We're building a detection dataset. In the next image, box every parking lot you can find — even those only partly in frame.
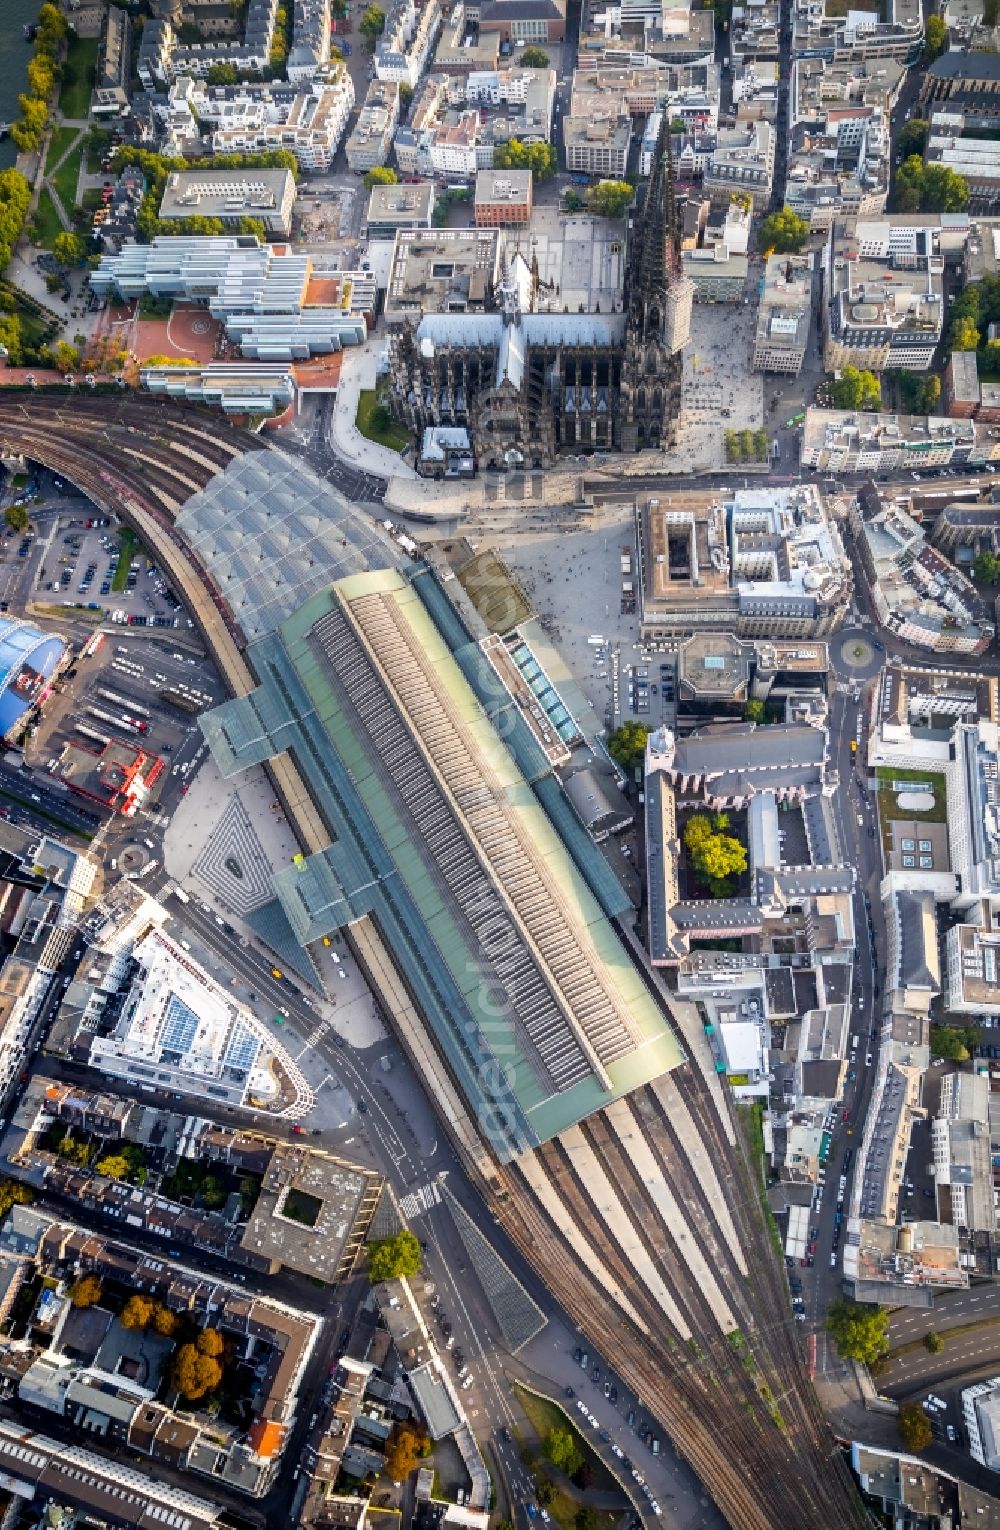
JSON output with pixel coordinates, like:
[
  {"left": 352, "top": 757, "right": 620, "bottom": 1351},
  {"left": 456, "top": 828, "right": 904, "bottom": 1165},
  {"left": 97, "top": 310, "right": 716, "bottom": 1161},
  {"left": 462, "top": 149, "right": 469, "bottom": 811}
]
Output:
[{"left": 35, "top": 512, "right": 194, "bottom": 632}]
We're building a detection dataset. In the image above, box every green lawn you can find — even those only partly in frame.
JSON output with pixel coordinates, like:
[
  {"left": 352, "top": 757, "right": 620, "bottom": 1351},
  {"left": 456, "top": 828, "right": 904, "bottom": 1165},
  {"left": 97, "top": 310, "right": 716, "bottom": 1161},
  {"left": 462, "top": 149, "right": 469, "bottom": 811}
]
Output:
[
  {"left": 356, "top": 388, "right": 409, "bottom": 452},
  {"left": 513, "top": 1383, "right": 619, "bottom": 1495},
  {"left": 111, "top": 528, "right": 138, "bottom": 593},
  {"left": 58, "top": 35, "right": 100, "bottom": 119},
  {"left": 44, "top": 126, "right": 78, "bottom": 177},
  {"left": 876, "top": 766, "right": 947, "bottom": 824},
  {"left": 52, "top": 142, "right": 84, "bottom": 217},
  {"left": 32, "top": 190, "right": 64, "bottom": 251}
]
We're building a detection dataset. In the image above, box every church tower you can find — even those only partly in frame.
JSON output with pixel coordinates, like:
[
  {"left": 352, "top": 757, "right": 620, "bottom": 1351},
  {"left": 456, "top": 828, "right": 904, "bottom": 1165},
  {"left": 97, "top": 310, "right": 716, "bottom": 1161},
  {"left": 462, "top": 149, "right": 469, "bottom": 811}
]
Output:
[{"left": 620, "top": 117, "right": 692, "bottom": 453}]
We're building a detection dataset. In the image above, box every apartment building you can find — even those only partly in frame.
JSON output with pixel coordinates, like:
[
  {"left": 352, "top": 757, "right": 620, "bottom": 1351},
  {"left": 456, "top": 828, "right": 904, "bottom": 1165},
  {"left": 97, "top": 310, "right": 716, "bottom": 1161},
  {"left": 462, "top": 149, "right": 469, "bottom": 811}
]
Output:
[
  {"left": 785, "top": 107, "right": 890, "bottom": 230},
  {"left": 753, "top": 253, "right": 813, "bottom": 374},
  {"left": 376, "top": 0, "right": 443, "bottom": 87},
  {"left": 729, "top": 0, "right": 781, "bottom": 64},
  {"left": 200, "top": 78, "right": 355, "bottom": 170},
  {"left": 287, "top": 0, "right": 333, "bottom": 82},
  {"left": 846, "top": 479, "right": 995, "bottom": 653},
  {"left": 577, "top": 0, "right": 716, "bottom": 69},
  {"left": 138, "top": 0, "right": 280, "bottom": 86},
  {"left": 806, "top": 407, "right": 980, "bottom": 475},
  {"left": 92, "top": 4, "right": 131, "bottom": 116},
  {"left": 394, "top": 68, "right": 553, "bottom": 175},
  {"left": 346, "top": 80, "right": 401, "bottom": 171}
]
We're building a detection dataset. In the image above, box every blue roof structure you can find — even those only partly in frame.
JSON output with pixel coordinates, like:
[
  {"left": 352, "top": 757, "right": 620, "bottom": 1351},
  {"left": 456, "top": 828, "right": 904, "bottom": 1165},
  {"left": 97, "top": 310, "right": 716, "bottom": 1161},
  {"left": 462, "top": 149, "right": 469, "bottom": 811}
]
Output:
[{"left": 0, "top": 617, "right": 65, "bottom": 738}]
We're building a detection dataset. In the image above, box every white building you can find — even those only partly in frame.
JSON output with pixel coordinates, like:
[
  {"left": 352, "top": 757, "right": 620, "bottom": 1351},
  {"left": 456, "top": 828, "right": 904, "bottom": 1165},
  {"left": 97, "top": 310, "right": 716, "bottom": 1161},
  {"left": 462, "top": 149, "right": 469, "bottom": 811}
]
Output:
[
  {"left": 963, "top": 1378, "right": 1000, "bottom": 1470},
  {"left": 87, "top": 928, "right": 303, "bottom": 1112}
]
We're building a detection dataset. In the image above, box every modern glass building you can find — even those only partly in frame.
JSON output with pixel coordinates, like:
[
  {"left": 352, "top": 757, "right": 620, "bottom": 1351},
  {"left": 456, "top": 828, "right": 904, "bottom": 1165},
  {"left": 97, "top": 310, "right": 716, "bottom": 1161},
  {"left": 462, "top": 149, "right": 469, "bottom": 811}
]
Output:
[{"left": 0, "top": 616, "right": 66, "bottom": 739}]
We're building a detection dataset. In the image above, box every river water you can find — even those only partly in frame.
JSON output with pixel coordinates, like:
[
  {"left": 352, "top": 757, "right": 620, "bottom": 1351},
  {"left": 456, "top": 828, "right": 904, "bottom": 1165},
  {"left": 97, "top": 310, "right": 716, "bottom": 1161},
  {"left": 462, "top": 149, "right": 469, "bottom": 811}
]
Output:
[{"left": 0, "top": 1, "right": 42, "bottom": 171}]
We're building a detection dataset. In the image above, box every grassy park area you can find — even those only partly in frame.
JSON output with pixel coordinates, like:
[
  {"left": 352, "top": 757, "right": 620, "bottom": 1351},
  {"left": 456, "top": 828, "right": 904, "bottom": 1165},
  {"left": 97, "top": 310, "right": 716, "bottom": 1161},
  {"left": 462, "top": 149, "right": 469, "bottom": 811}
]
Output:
[
  {"left": 356, "top": 389, "right": 409, "bottom": 452},
  {"left": 58, "top": 35, "right": 99, "bottom": 118}
]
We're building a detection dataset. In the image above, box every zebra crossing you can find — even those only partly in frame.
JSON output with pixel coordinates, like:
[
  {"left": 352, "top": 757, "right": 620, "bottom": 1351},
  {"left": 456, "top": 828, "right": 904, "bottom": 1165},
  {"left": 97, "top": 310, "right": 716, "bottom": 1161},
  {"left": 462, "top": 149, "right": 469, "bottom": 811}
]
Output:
[{"left": 398, "top": 1181, "right": 442, "bottom": 1219}]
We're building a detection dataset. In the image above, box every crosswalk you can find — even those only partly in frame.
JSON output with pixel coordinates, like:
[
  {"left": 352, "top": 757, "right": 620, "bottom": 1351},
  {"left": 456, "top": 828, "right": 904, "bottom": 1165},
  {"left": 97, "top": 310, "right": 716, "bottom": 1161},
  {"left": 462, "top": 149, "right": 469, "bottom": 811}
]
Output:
[{"left": 398, "top": 1181, "right": 442, "bottom": 1219}]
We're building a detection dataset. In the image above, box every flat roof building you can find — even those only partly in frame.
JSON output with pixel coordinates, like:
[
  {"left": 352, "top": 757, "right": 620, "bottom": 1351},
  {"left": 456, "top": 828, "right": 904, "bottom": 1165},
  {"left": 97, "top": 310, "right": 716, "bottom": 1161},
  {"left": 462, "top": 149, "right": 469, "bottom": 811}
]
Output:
[
  {"left": 474, "top": 168, "right": 533, "bottom": 225},
  {"left": 158, "top": 169, "right": 296, "bottom": 238},
  {"left": 86, "top": 928, "right": 309, "bottom": 1115},
  {"left": 346, "top": 80, "right": 401, "bottom": 172},
  {"left": 638, "top": 486, "right": 852, "bottom": 639},
  {"left": 753, "top": 253, "right": 812, "bottom": 374},
  {"left": 384, "top": 227, "right": 504, "bottom": 325},
  {"left": 366, "top": 182, "right": 435, "bottom": 239}
]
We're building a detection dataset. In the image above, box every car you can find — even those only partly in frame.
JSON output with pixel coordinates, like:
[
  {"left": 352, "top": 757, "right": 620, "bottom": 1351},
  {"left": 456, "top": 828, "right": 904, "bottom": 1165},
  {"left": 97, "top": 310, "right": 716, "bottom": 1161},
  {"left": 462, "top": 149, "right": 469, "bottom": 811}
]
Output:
[
  {"left": 866, "top": 1053, "right": 873, "bottom": 1065},
  {"left": 357, "top": 1099, "right": 368, "bottom": 1113},
  {"left": 291, "top": 1124, "right": 304, "bottom": 1135},
  {"left": 830, "top": 1252, "right": 837, "bottom": 1268},
  {"left": 947, "top": 1425, "right": 957, "bottom": 1442},
  {"left": 603, "top": 1381, "right": 611, "bottom": 1399},
  {"left": 564, "top": 1387, "right": 575, "bottom": 1399}
]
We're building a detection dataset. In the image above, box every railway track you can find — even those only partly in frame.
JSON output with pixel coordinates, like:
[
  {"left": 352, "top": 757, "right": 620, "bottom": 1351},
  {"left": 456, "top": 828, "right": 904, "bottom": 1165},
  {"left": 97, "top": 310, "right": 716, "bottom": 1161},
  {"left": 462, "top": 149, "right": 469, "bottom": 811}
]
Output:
[{"left": 0, "top": 394, "right": 869, "bottom": 1530}]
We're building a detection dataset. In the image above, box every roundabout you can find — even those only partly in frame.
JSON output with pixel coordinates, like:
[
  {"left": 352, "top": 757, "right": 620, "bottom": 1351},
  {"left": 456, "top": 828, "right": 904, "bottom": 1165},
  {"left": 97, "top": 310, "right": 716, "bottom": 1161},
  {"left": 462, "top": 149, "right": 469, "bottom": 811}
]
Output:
[{"left": 831, "top": 625, "right": 884, "bottom": 682}]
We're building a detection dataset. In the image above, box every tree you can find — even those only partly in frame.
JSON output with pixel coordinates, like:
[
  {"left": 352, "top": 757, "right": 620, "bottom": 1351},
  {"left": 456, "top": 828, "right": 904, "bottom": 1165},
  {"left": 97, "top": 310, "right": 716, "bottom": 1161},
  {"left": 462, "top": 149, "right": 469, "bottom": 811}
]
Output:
[
  {"left": 745, "top": 699, "right": 765, "bottom": 723},
  {"left": 520, "top": 46, "right": 550, "bottom": 66},
  {"left": 897, "top": 119, "right": 928, "bottom": 159},
  {"left": 207, "top": 62, "right": 239, "bottom": 85},
  {"left": 121, "top": 1294, "right": 155, "bottom": 1330},
  {"left": 974, "top": 551, "right": 1000, "bottom": 583},
  {"left": 153, "top": 1303, "right": 178, "bottom": 1337},
  {"left": 359, "top": 4, "right": 386, "bottom": 47},
  {"left": 4, "top": 505, "right": 28, "bottom": 532},
  {"left": 825, "top": 1299, "right": 890, "bottom": 1369},
  {"left": 385, "top": 1425, "right": 426, "bottom": 1480},
  {"left": 608, "top": 721, "right": 649, "bottom": 772},
  {"left": 896, "top": 155, "right": 968, "bottom": 214},
  {"left": 898, "top": 1401, "right": 933, "bottom": 1452},
  {"left": 921, "top": 374, "right": 941, "bottom": 412},
  {"left": 493, "top": 140, "right": 557, "bottom": 180},
  {"left": 683, "top": 813, "right": 748, "bottom": 895},
  {"left": 70, "top": 1274, "right": 103, "bottom": 1308},
  {"left": 829, "top": 366, "right": 881, "bottom": 411},
  {"left": 576, "top": 1511, "right": 598, "bottom": 1530},
  {"left": 952, "top": 315, "right": 981, "bottom": 351},
  {"left": 53, "top": 232, "right": 86, "bottom": 268},
  {"left": 368, "top": 1229, "right": 423, "bottom": 1282},
  {"left": 544, "top": 1427, "right": 583, "bottom": 1477},
  {"left": 924, "top": 13, "right": 947, "bottom": 58},
  {"left": 535, "top": 1480, "right": 555, "bottom": 1508},
  {"left": 0, "top": 1179, "right": 32, "bottom": 1221},
  {"left": 399, "top": 82, "right": 414, "bottom": 111},
  {"left": 196, "top": 1328, "right": 225, "bottom": 1358},
  {"left": 52, "top": 341, "right": 80, "bottom": 373},
  {"left": 235, "top": 216, "right": 267, "bottom": 241},
  {"left": 753, "top": 428, "right": 769, "bottom": 461},
  {"left": 364, "top": 166, "right": 398, "bottom": 190},
  {"left": 586, "top": 180, "right": 633, "bottom": 219},
  {"left": 26, "top": 54, "right": 56, "bottom": 101},
  {"left": 95, "top": 1154, "right": 130, "bottom": 1180},
  {"left": 172, "top": 1343, "right": 222, "bottom": 1401},
  {"left": 758, "top": 206, "right": 809, "bottom": 255},
  {"left": 930, "top": 1023, "right": 980, "bottom": 1061},
  {"left": 924, "top": 1331, "right": 944, "bottom": 1354}
]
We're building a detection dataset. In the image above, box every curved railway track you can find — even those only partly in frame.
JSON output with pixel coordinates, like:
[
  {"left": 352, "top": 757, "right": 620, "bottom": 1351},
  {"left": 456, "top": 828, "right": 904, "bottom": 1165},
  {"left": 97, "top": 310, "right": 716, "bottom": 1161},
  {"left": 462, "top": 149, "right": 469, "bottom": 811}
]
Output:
[{"left": 0, "top": 395, "right": 868, "bottom": 1530}]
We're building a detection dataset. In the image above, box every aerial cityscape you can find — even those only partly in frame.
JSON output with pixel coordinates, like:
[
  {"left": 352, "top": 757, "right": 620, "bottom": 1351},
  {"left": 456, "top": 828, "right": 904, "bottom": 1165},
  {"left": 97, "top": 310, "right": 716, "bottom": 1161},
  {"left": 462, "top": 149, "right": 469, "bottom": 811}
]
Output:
[{"left": 0, "top": 1, "right": 997, "bottom": 1529}]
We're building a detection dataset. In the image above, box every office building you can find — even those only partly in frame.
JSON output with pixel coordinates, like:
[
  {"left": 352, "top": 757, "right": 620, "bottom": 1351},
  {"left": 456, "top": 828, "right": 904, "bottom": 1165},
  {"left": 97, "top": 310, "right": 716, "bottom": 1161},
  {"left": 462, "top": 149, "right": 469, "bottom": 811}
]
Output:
[
  {"left": 753, "top": 254, "right": 812, "bottom": 373},
  {"left": 474, "top": 167, "right": 533, "bottom": 225},
  {"left": 158, "top": 169, "right": 297, "bottom": 238}
]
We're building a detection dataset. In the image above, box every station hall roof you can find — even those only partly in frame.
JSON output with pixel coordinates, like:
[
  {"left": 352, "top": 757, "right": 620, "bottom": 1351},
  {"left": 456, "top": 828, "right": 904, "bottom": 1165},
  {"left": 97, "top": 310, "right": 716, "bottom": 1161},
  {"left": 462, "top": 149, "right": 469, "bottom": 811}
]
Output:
[{"left": 202, "top": 567, "right": 681, "bottom": 1161}]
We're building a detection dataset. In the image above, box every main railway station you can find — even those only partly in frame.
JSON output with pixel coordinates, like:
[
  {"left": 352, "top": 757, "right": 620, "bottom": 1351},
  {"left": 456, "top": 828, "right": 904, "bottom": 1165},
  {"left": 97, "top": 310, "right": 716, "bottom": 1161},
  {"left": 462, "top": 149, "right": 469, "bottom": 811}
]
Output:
[{"left": 0, "top": 394, "right": 869, "bottom": 1530}]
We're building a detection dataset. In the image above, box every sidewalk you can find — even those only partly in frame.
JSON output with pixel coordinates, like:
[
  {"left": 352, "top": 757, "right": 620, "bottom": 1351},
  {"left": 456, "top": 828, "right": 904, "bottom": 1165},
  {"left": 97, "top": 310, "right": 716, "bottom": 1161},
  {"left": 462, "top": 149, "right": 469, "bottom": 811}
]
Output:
[{"left": 329, "top": 343, "right": 419, "bottom": 481}]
